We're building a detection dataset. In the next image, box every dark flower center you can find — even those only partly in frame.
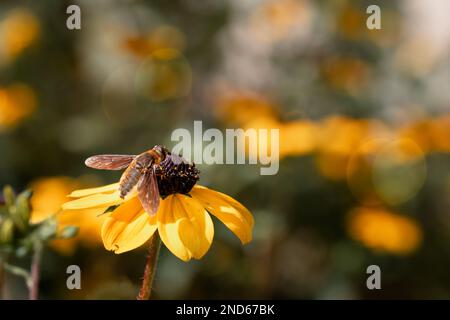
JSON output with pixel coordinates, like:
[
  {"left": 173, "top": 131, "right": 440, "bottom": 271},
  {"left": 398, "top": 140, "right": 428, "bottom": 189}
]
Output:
[{"left": 154, "top": 150, "right": 200, "bottom": 197}]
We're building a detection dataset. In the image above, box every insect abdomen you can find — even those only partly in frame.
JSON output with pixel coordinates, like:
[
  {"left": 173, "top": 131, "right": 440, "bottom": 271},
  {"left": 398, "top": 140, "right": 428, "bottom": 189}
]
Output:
[{"left": 119, "top": 164, "right": 142, "bottom": 198}]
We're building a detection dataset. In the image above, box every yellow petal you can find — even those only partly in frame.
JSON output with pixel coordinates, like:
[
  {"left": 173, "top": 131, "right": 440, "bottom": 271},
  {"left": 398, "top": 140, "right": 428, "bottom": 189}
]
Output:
[
  {"left": 157, "top": 194, "right": 214, "bottom": 261},
  {"left": 175, "top": 194, "right": 214, "bottom": 259},
  {"left": 190, "top": 185, "right": 254, "bottom": 244},
  {"left": 102, "top": 196, "right": 157, "bottom": 254},
  {"left": 62, "top": 191, "right": 122, "bottom": 210},
  {"left": 68, "top": 183, "right": 120, "bottom": 198},
  {"left": 156, "top": 197, "right": 190, "bottom": 261}
]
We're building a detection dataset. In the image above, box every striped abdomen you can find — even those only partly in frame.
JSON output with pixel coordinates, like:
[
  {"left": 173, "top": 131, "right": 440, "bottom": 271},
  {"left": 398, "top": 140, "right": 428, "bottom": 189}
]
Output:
[
  {"left": 118, "top": 151, "right": 157, "bottom": 198},
  {"left": 119, "top": 160, "right": 143, "bottom": 198}
]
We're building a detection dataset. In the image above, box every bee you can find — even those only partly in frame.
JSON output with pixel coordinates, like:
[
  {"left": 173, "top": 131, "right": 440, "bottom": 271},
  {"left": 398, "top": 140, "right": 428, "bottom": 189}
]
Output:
[{"left": 84, "top": 145, "right": 167, "bottom": 215}]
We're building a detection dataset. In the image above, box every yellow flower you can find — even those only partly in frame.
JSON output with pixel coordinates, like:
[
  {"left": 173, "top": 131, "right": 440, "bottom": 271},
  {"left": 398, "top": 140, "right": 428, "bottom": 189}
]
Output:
[
  {"left": 63, "top": 183, "right": 253, "bottom": 261},
  {"left": 29, "top": 176, "right": 105, "bottom": 254},
  {"left": 347, "top": 207, "right": 422, "bottom": 255},
  {"left": 0, "top": 8, "right": 40, "bottom": 63},
  {"left": 122, "top": 25, "right": 185, "bottom": 59},
  {"left": 0, "top": 83, "right": 36, "bottom": 130},
  {"left": 215, "top": 90, "right": 278, "bottom": 127}
]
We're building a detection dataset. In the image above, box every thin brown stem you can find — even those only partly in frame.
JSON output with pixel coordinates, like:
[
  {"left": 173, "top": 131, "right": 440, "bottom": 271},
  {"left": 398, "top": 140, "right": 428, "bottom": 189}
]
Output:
[
  {"left": 137, "top": 233, "right": 161, "bottom": 300},
  {"left": 29, "top": 242, "right": 42, "bottom": 300}
]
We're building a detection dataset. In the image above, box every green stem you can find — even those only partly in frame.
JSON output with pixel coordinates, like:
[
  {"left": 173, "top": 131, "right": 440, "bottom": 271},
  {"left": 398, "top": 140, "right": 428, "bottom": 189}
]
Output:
[
  {"left": 137, "top": 233, "right": 161, "bottom": 300},
  {"left": 3, "top": 263, "right": 31, "bottom": 285}
]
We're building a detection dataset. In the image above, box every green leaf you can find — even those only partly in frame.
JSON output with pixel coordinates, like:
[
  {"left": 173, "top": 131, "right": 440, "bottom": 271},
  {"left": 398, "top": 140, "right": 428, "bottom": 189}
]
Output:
[
  {"left": 59, "top": 226, "right": 79, "bottom": 239},
  {"left": 15, "top": 191, "right": 32, "bottom": 224},
  {"left": 0, "top": 219, "right": 14, "bottom": 244},
  {"left": 15, "top": 236, "right": 33, "bottom": 257},
  {"left": 36, "top": 219, "right": 58, "bottom": 240},
  {"left": 9, "top": 205, "right": 27, "bottom": 233},
  {"left": 15, "top": 245, "right": 30, "bottom": 257},
  {"left": 17, "top": 190, "right": 32, "bottom": 200}
]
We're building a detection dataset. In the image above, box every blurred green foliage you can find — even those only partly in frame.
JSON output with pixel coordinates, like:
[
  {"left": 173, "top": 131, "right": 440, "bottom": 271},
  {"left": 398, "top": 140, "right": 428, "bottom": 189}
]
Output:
[{"left": 1, "top": 0, "right": 450, "bottom": 299}]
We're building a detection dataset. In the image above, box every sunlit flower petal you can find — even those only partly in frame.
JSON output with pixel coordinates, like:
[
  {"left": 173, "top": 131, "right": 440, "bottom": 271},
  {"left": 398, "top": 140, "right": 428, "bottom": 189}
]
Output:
[
  {"left": 68, "top": 183, "right": 119, "bottom": 198},
  {"left": 156, "top": 196, "right": 190, "bottom": 261},
  {"left": 190, "top": 185, "right": 253, "bottom": 244},
  {"left": 175, "top": 194, "right": 214, "bottom": 259},
  {"left": 158, "top": 194, "right": 214, "bottom": 261},
  {"left": 102, "top": 196, "right": 157, "bottom": 254},
  {"left": 62, "top": 191, "right": 122, "bottom": 210}
]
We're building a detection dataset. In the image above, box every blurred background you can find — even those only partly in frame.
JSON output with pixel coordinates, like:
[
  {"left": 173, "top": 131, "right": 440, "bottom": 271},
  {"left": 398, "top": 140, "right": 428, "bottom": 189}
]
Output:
[{"left": 1, "top": 0, "right": 450, "bottom": 299}]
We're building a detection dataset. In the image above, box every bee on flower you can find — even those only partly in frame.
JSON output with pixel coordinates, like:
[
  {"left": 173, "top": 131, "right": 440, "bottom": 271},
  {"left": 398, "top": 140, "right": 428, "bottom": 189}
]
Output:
[{"left": 63, "top": 145, "right": 254, "bottom": 262}]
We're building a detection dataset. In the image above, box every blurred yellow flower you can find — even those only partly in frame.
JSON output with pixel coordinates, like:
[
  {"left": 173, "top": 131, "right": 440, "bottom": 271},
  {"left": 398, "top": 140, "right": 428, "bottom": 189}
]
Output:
[
  {"left": 214, "top": 90, "right": 448, "bottom": 186},
  {"left": 0, "top": 8, "right": 40, "bottom": 63},
  {"left": 317, "top": 116, "right": 372, "bottom": 155},
  {"left": 280, "top": 120, "right": 318, "bottom": 157},
  {"left": 216, "top": 92, "right": 278, "bottom": 127},
  {"left": 122, "top": 25, "right": 185, "bottom": 59},
  {"left": 347, "top": 207, "right": 422, "bottom": 255},
  {"left": 398, "top": 119, "right": 434, "bottom": 154},
  {"left": 337, "top": 5, "right": 365, "bottom": 40},
  {"left": 30, "top": 177, "right": 78, "bottom": 224},
  {"left": 314, "top": 116, "right": 372, "bottom": 180},
  {"left": 427, "top": 116, "right": 450, "bottom": 153},
  {"left": 223, "top": 112, "right": 318, "bottom": 163},
  {"left": 0, "top": 83, "right": 36, "bottom": 130},
  {"left": 336, "top": 2, "right": 399, "bottom": 47},
  {"left": 398, "top": 115, "right": 450, "bottom": 154},
  {"left": 30, "top": 177, "right": 105, "bottom": 254},
  {"left": 315, "top": 152, "right": 350, "bottom": 181},
  {"left": 215, "top": 91, "right": 316, "bottom": 161},
  {"left": 63, "top": 183, "right": 253, "bottom": 261}
]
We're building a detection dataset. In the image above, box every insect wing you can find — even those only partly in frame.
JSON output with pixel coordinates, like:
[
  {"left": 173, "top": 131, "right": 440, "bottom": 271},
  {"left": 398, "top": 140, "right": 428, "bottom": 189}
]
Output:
[
  {"left": 137, "top": 167, "right": 160, "bottom": 215},
  {"left": 85, "top": 155, "right": 136, "bottom": 170}
]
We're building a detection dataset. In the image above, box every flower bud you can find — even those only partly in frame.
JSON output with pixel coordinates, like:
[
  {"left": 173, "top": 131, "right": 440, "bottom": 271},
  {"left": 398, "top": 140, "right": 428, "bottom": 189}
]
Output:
[
  {"left": 0, "top": 218, "right": 14, "bottom": 243},
  {"left": 15, "top": 191, "right": 32, "bottom": 225},
  {"left": 3, "top": 185, "right": 15, "bottom": 208}
]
